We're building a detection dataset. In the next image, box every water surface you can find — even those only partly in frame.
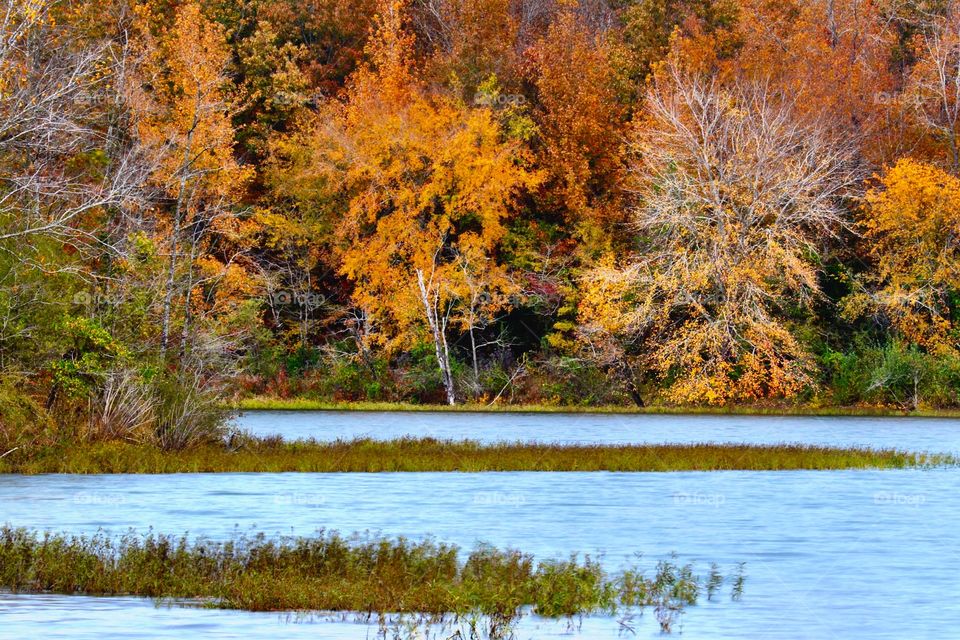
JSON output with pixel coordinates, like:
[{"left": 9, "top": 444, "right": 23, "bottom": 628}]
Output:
[
  {"left": 2, "top": 468, "right": 958, "bottom": 639},
  {"left": 3, "top": 411, "right": 959, "bottom": 638},
  {"left": 238, "top": 410, "right": 960, "bottom": 452}
]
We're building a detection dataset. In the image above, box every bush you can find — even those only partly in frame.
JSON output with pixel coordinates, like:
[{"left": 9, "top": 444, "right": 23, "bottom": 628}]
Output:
[
  {"left": 153, "top": 371, "right": 232, "bottom": 451},
  {"left": 865, "top": 343, "right": 930, "bottom": 409},
  {"left": 925, "top": 356, "right": 960, "bottom": 407},
  {"left": 86, "top": 369, "right": 156, "bottom": 442},
  {"left": 0, "top": 377, "right": 56, "bottom": 455},
  {"left": 523, "top": 355, "right": 631, "bottom": 406},
  {"left": 819, "top": 347, "right": 874, "bottom": 406},
  {"left": 323, "top": 355, "right": 392, "bottom": 401},
  {"left": 820, "top": 341, "right": 960, "bottom": 409},
  {"left": 399, "top": 342, "right": 462, "bottom": 403}
]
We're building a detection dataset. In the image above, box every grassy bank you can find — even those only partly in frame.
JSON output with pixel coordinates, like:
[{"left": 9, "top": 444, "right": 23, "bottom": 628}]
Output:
[
  {"left": 0, "top": 437, "right": 949, "bottom": 474},
  {"left": 236, "top": 397, "right": 960, "bottom": 418},
  {"left": 0, "top": 526, "right": 740, "bottom": 633}
]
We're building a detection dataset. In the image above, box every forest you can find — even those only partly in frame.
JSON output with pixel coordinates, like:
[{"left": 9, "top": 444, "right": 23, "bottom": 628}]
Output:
[{"left": 4, "top": 0, "right": 960, "bottom": 447}]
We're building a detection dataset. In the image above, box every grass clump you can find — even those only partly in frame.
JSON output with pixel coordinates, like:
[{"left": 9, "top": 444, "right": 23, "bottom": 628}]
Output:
[
  {"left": 0, "top": 436, "right": 949, "bottom": 474},
  {"left": 0, "top": 527, "right": 743, "bottom": 634}
]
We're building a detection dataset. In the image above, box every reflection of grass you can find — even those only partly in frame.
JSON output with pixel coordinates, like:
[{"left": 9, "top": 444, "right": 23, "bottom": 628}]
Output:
[
  {"left": 0, "top": 527, "right": 740, "bottom": 634},
  {"left": 1, "top": 436, "right": 950, "bottom": 473},
  {"left": 236, "top": 397, "right": 960, "bottom": 418}
]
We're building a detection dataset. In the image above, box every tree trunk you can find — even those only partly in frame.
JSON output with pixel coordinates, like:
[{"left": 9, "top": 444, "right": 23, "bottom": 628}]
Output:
[
  {"left": 179, "top": 215, "right": 201, "bottom": 356},
  {"left": 616, "top": 362, "right": 645, "bottom": 407},
  {"left": 160, "top": 206, "right": 181, "bottom": 355},
  {"left": 417, "top": 269, "right": 456, "bottom": 405},
  {"left": 161, "top": 121, "right": 197, "bottom": 356},
  {"left": 468, "top": 312, "right": 479, "bottom": 398}
]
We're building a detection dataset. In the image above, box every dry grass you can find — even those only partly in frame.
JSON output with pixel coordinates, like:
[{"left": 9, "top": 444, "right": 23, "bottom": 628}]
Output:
[{"left": 0, "top": 436, "right": 948, "bottom": 474}]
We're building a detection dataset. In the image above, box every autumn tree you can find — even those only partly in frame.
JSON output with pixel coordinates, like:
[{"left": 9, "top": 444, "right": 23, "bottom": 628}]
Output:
[
  {"left": 618, "top": 0, "right": 741, "bottom": 79},
  {"left": 0, "top": 0, "right": 146, "bottom": 246},
  {"left": 579, "top": 64, "right": 860, "bottom": 405},
  {"left": 130, "top": 1, "right": 253, "bottom": 356},
  {"left": 847, "top": 158, "right": 960, "bottom": 353},
  {"left": 273, "top": 0, "right": 539, "bottom": 403},
  {"left": 727, "top": 0, "right": 897, "bottom": 159},
  {"left": 246, "top": 0, "right": 377, "bottom": 95},
  {"left": 908, "top": 7, "right": 960, "bottom": 173},
  {"left": 0, "top": 0, "right": 150, "bottom": 394},
  {"left": 414, "top": 0, "right": 519, "bottom": 92},
  {"left": 526, "top": 6, "right": 627, "bottom": 235},
  {"left": 232, "top": 18, "right": 310, "bottom": 160}
]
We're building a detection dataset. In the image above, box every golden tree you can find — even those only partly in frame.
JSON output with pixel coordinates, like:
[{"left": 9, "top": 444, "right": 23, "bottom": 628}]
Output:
[
  {"left": 131, "top": 1, "right": 252, "bottom": 355},
  {"left": 526, "top": 6, "right": 627, "bottom": 233},
  {"left": 273, "top": 0, "right": 540, "bottom": 403},
  {"left": 848, "top": 158, "right": 960, "bottom": 353},
  {"left": 579, "top": 63, "right": 859, "bottom": 405}
]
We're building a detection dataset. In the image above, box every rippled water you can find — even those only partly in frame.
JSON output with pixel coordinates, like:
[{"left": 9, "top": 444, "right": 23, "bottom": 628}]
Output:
[
  {"left": 239, "top": 410, "right": 960, "bottom": 452},
  {"left": 2, "top": 412, "right": 960, "bottom": 638}
]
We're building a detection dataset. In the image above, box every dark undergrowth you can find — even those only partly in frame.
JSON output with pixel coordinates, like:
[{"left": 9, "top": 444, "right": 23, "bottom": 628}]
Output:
[
  {"left": 0, "top": 436, "right": 949, "bottom": 474},
  {"left": 0, "top": 527, "right": 745, "bottom": 634}
]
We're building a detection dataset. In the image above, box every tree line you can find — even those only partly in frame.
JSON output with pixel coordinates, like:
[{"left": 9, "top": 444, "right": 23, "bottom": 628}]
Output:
[{"left": 3, "top": 0, "right": 960, "bottom": 425}]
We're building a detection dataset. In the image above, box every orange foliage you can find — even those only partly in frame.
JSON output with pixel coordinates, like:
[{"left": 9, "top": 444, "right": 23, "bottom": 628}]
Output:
[
  {"left": 525, "top": 7, "right": 627, "bottom": 232},
  {"left": 851, "top": 158, "right": 960, "bottom": 353}
]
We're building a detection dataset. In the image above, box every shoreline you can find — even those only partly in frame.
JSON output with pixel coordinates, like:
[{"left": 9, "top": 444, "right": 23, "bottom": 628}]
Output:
[{"left": 235, "top": 397, "right": 960, "bottom": 419}]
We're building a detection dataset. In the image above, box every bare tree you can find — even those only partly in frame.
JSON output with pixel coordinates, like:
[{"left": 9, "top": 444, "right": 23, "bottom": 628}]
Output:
[
  {"left": 0, "top": 0, "right": 147, "bottom": 247},
  {"left": 580, "top": 63, "right": 862, "bottom": 404},
  {"left": 909, "top": 6, "right": 960, "bottom": 173}
]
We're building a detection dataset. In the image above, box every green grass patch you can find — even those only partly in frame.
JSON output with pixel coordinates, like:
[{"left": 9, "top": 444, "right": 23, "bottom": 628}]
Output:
[
  {"left": 235, "top": 397, "right": 960, "bottom": 418},
  {"left": 0, "top": 526, "right": 743, "bottom": 633},
  {"left": 0, "top": 437, "right": 949, "bottom": 474}
]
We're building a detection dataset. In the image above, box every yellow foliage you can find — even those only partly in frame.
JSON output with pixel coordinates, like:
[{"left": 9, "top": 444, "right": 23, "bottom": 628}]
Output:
[
  {"left": 856, "top": 158, "right": 960, "bottom": 353},
  {"left": 277, "top": 0, "right": 541, "bottom": 352}
]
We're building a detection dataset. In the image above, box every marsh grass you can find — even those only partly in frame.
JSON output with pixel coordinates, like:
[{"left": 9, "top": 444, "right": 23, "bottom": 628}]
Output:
[
  {"left": 0, "top": 527, "right": 739, "bottom": 635},
  {"left": 236, "top": 397, "right": 960, "bottom": 418},
  {"left": 0, "top": 436, "right": 948, "bottom": 474}
]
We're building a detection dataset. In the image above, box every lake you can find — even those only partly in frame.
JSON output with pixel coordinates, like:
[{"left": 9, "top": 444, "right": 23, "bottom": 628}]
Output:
[
  {"left": 239, "top": 409, "right": 960, "bottom": 451},
  {"left": 2, "top": 411, "right": 959, "bottom": 639}
]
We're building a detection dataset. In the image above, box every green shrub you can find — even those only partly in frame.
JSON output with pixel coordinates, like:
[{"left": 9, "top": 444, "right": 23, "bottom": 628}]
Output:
[
  {"left": 399, "top": 342, "right": 463, "bottom": 404},
  {"left": 865, "top": 343, "right": 930, "bottom": 409},
  {"left": 526, "top": 355, "right": 630, "bottom": 406},
  {"left": 0, "top": 377, "right": 56, "bottom": 455},
  {"left": 820, "top": 341, "right": 960, "bottom": 409}
]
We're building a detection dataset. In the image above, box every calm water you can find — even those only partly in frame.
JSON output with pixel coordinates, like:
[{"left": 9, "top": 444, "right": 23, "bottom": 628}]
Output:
[
  {"left": 239, "top": 410, "right": 960, "bottom": 452},
  {"left": 2, "top": 412, "right": 959, "bottom": 638}
]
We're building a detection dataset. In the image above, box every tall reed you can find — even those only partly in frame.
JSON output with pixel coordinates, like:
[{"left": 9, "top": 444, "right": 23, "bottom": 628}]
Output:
[{"left": 0, "top": 527, "right": 744, "bottom": 635}]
